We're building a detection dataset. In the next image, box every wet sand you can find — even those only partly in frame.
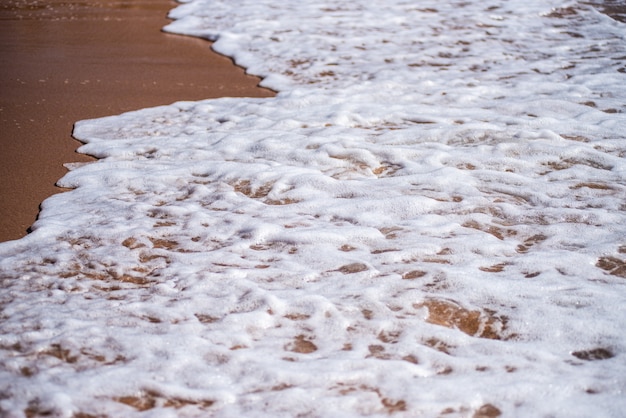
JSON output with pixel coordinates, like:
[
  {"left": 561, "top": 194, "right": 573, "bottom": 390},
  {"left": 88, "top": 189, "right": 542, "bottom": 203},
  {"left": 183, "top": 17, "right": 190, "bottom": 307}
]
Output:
[{"left": 0, "top": 0, "right": 274, "bottom": 242}]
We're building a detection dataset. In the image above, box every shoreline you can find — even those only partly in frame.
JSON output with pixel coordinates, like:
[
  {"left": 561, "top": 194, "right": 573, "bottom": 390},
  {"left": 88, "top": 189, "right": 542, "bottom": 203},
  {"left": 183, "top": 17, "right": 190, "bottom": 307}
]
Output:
[
  {"left": 0, "top": 0, "right": 274, "bottom": 243},
  {"left": 0, "top": 0, "right": 624, "bottom": 415}
]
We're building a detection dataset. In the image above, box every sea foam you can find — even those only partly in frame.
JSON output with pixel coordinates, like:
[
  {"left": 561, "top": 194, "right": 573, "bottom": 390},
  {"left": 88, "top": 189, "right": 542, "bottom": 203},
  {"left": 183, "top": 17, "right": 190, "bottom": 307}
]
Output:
[{"left": 1, "top": 0, "right": 625, "bottom": 416}]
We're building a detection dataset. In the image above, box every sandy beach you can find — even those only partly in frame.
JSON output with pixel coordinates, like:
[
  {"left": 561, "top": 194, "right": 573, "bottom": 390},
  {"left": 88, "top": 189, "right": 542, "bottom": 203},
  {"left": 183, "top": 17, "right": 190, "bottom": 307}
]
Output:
[
  {"left": 0, "top": 0, "right": 624, "bottom": 415},
  {"left": 0, "top": 0, "right": 274, "bottom": 242}
]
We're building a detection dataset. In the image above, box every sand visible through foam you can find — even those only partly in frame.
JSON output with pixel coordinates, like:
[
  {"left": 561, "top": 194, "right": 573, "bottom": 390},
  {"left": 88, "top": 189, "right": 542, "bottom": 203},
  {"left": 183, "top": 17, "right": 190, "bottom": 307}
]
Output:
[{"left": 0, "top": 0, "right": 624, "bottom": 416}]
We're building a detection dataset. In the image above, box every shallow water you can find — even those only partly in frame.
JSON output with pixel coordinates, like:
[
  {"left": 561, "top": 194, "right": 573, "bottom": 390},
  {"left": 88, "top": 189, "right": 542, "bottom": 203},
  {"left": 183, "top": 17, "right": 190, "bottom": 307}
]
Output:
[
  {"left": 588, "top": 0, "right": 626, "bottom": 22},
  {"left": 0, "top": 0, "right": 625, "bottom": 416}
]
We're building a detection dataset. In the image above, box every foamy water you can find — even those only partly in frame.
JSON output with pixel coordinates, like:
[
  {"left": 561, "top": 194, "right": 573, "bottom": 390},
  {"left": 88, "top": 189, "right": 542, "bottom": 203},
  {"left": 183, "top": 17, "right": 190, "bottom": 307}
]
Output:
[{"left": 1, "top": 0, "right": 625, "bottom": 416}]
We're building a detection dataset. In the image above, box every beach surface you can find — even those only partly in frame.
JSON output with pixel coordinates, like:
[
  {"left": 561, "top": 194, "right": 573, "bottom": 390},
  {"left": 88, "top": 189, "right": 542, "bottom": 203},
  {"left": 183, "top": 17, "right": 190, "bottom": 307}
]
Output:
[
  {"left": 0, "top": 0, "right": 273, "bottom": 242},
  {"left": 0, "top": 0, "right": 624, "bottom": 416}
]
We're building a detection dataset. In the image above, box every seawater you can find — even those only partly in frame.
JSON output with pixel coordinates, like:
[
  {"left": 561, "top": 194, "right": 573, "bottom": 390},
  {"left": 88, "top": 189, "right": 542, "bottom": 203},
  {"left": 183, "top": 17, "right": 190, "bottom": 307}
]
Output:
[
  {"left": 0, "top": 0, "right": 625, "bottom": 416},
  {"left": 589, "top": 0, "right": 626, "bottom": 22}
]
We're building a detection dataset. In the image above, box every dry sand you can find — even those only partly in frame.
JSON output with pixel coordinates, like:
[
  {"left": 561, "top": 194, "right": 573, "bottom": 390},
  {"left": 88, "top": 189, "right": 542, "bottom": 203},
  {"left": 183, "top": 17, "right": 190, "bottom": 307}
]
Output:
[{"left": 0, "top": 0, "right": 274, "bottom": 242}]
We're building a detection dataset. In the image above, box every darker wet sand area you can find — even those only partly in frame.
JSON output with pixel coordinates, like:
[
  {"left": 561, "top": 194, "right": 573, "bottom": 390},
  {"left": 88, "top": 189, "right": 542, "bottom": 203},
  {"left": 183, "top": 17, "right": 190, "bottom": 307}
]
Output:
[{"left": 0, "top": 0, "right": 274, "bottom": 242}]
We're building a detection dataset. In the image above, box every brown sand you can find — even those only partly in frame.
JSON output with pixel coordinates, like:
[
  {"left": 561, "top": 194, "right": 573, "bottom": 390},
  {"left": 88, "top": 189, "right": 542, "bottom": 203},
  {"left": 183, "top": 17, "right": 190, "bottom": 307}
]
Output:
[{"left": 0, "top": 0, "right": 274, "bottom": 242}]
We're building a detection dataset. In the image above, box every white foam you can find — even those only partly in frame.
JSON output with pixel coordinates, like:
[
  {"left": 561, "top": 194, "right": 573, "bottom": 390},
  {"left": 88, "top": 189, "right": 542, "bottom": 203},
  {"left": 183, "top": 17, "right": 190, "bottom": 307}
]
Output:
[{"left": 1, "top": 0, "right": 625, "bottom": 416}]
